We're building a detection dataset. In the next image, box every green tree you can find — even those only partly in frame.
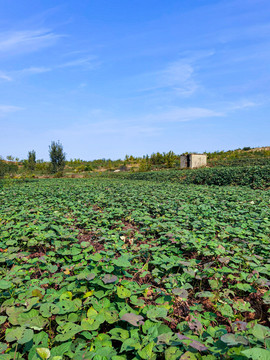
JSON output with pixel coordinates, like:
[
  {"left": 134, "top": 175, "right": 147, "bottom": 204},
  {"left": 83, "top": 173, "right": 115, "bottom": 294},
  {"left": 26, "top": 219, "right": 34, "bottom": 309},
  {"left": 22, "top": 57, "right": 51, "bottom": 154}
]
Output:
[
  {"left": 164, "top": 151, "right": 176, "bottom": 168},
  {"left": 49, "top": 141, "right": 66, "bottom": 173},
  {"left": 6, "top": 155, "right": 14, "bottom": 161},
  {"left": 0, "top": 160, "right": 18, "bottom": 178},
  {"left": 28, "top": 150, "right": 36, "bottom": 171}
]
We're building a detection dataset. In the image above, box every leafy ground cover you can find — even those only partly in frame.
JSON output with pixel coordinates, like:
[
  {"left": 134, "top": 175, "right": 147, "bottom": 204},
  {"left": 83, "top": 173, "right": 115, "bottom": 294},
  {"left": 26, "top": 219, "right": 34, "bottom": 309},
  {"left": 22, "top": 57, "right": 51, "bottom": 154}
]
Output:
[
  {"left": 0, "top": 179, "right": 269, "bottom": 359},
  {"left": 208, "top": 157, "right": 270, "bottom": 168},
  {"left": 207, "top": 149, "right": 270, "bottom": 168},
  {"left": 96, "top": 166, "right": 270, "bottom": 189}
]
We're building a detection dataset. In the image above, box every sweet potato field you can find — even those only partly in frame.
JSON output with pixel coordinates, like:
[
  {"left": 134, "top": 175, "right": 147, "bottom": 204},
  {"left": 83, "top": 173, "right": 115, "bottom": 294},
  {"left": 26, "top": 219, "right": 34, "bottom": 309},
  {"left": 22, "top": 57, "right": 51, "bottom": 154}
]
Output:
[{"left": 0, "top": 179, "right": 269, "bottom": 359}]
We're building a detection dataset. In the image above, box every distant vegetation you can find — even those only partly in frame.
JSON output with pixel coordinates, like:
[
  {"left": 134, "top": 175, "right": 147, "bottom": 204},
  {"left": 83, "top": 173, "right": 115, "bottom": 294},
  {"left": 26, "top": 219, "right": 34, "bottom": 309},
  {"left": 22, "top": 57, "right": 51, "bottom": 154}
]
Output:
[
  {"left": 49, "top": 141, "right": 66, "bottom": 175},
  {"left": 0, "top": 161, "right": 18, "bottom": 178},
  {"left": 0, "top": 145, "right": 270, "bottom": 179},
  {"left": 207, "top": 147, "right": 270, "bottom": 167}
]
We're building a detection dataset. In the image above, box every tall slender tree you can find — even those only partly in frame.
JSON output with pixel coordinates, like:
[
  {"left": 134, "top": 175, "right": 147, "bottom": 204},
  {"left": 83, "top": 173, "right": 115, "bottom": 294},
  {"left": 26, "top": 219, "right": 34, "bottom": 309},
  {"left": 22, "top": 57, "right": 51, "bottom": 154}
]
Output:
[
  {"left": 49, "top": 141, "right": 66, "bottom": 173},
  {"left": 28, "top": 150, "right": 36, "bottom": 170}
]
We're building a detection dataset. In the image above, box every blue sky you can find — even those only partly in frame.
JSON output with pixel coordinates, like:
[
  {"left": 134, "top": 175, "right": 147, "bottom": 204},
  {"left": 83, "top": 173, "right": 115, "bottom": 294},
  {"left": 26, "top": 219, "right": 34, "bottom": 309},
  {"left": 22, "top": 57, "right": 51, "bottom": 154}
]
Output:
[{"left": 0, "top": 0, "right": 269, "bottom": 160}]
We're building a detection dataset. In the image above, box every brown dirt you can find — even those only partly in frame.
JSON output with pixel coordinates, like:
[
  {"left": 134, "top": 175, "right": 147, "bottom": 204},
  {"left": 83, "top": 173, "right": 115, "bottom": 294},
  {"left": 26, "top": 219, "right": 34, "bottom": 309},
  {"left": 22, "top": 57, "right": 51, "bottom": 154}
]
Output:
[
  {"left": 245, "top": 291, "right": 270, "bottom": 326},
  {"left": 28, "top": 251, "right": 46, "bottom": 259},
  {"left": 77, "top": 229, "right": 105, "bottom": 253}
]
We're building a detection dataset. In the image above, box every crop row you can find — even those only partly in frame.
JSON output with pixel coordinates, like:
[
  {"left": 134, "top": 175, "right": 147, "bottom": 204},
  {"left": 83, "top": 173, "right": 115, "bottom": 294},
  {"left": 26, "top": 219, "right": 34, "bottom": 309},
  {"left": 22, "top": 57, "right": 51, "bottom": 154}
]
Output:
[
  {"left": 0, "top": 179, "right": 269, "bottom": 359},
  {"left": 99, "top": 166, "right": 270, "bottom": 189},
  {"left": 208, "top": 158, "right": 270, "bottom": 167}
]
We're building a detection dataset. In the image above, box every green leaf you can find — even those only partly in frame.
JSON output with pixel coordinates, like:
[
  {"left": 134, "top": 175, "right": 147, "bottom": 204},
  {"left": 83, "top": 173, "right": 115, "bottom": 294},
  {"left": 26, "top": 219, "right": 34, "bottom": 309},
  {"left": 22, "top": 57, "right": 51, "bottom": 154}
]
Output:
[
  {"left": 94, "top": 346, "right": 117, "bottom": 358},
  {"left": 0, "top": 280, "right": 12, "bottom": 290},
  {"left": 138, "top": 341, "right": 155, "bottom": 359},
  {"left": 130, "top": 295, "right": 144, "bottom": 306},
  {"left": 117, "top": 286, "right": 131, "bottom": 299},
  {"left": 47, "top": 264, "right": 58, "bottom": 273},
  {"left": 147, "top": 307, "right": 167, "bottom": 321},
  {"left": 165, "top": 346, "right": 183, "bottom": 360},
  {"left": 0, "top": 343, "right": 7, "bottom": 354},
  {"left": 0, "top": 316, "right": 7, "bottom": 325},
  {"left": 121, "top": 338, "right": 141, "bottom": 352},
  {"left": 18, "top": 309, "right": 48, "bottom": 330},
  {"left": 180, "top": 351, "right": 197, "bottom": 360},
  {"left": 109, "top": 328, "right": 129, "bottom": 341},
  {"left": 54, "top": 322, "right": 82, "bottom": 342},
  {"left": 241, "top": 348, "right": 270, "bottom": 359},
  {"left": 81, "top": 313, "right": 101, "bottom": 331},
  {"left": 24, "top": 297, "right": 40, "bottom": 311},
  {"left": 196, "top": 291, "right": 215, "bottom": 298},
  {"left": 220, "top": 334, "right": 248, "bottom": 346},
  {"left": 6, "top": 306, "right": 25, "bottom": 325},
  {"left": 209, "top": 279, "right": 220, "bottom": 290},
  {"left": 104, "top": 310, "right": 118, "bottom": 324},
  {"left": 157, "top": 332, "right": 173, "bottom": 345},
  {"left": 172, "top": 288, "right": 188, "bottom": 298},
  {"left": 218, "top": 303, "right": 234, "bottom": 318},
  {"left": 235, "top": 283, "right": 255, "bottom": 292},
  {"left": 40, "top": 303, "right": 60, "bottom": 318},
  {"left": 252, "top": 324, "right": 270, "bottom": 341},
  {"left": 57, "top": 300, "right": 77, "bottom": 314},
  {"left": 6, "top": 327, "right": 34, "bottom": 344},
  {"left": 113, "top": 256, "right": 131, "bottom": 268},
  {"left": 50, "top": 342, "right": 72, "bottom": 357},
  {"left": 33, "top": 331, "right": 49, "bottom": 346},
  {"left": 36, "top": 348, "right": 50, "bottom": 360}
]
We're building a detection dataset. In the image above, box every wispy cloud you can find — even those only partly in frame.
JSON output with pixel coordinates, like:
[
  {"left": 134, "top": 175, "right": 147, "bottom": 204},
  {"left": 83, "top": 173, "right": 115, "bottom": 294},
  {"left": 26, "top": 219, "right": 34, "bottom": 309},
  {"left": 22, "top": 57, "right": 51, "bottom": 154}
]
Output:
[
  {"left": 58, "top": 56, "right": 98, "bottom": 69},
  {"left": 160, "top": 62, "right": 198, "bottom": 96},
  {"left": 0, "top": 29, "right": 62, "bottom": 55},
  {"left": 0, "top": 105, "right": 23, "bottom": 116},
  {"left": 0, "top": 72, "right": 12, "bottom": 81},
  {"left": 17, "top": 67, "right": 52, "bottom": 75},
  {"left": 144, "top": 106, "right": 223, "bottom": 123},
  {"left": 3, "top": 56, "right": 97, "bottom": 79},
  {"left": 227, "top": 100, "right": 259, "bottom": 111},
  {"left": 50, "top": 118, "right": 161, "bottom": 139},
  {"left": 50, "top": 106, "right": 222, "bottom": 142},
  {"left": 217, "top": 23, "right": 270, "bottom": 44},
  {"left": 134, "top": 60, "right": 199, "bottom": 98}
]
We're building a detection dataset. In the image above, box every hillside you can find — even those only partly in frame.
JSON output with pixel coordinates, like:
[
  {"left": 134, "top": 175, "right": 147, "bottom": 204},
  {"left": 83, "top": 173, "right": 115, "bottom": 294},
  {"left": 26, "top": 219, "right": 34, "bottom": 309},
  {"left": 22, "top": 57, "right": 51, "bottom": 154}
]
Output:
[
  {"left": 1, "top": 146, "right": 270, "bottom": 178},
  {"left": 207, "top": 146, "right": 270, "bottom": 167}
]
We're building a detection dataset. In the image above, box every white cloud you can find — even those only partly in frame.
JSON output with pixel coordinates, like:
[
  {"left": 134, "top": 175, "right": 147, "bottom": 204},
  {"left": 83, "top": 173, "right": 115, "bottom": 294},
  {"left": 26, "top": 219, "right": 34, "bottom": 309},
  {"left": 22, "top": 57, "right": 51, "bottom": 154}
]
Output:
[
  {"left": 17, "top": 67, "right": 52, "bottom": 75},
  {"left": 159, "top": 62, "right": 197, "bottom": 95},
  {"left": 58, "top": 56, "right": 97, "bottom": 69},
  {"left": 0, "top": 72, "right": 12, "bottom": 81},
  {"left": 3, "top": 56, "right": 97, "bottom": 80},
  {"left": 51, "top": 118, "right": 161, "bottom": 138},
  {"left": 218, "top": 23, "right": 270, "bottom": 44},
  {"left": 48, "top": 106, "right": 222, "bottom": 144},
  {"left": 228, "top": 100, "right": 259, "bottom": 111},
  {"left": 0, "top": 29, "right": 62, "bottom": 55},
  {"left": 0, "top": 105, "right": 23, "bottom": 116},
  {"left": 135, "top": 60, "right": 199, "bottom": 97},
  {"left": 144, "top": 107, "right": 223, "bottom": 123}
]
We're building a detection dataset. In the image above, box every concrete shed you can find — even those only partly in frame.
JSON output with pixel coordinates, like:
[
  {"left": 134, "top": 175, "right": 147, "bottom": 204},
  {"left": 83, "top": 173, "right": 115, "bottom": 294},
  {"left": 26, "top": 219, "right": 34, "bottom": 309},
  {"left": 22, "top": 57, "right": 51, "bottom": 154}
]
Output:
[{"left": 180, "top": 154, "right": 207, "bottom": 169}]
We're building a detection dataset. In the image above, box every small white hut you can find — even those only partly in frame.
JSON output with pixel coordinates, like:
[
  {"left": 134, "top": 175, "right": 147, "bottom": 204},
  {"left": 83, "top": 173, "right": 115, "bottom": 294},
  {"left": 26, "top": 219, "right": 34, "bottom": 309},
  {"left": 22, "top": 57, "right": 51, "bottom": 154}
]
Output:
[{"left": 180, "top": 154, "right": 207, "bottom": 169}]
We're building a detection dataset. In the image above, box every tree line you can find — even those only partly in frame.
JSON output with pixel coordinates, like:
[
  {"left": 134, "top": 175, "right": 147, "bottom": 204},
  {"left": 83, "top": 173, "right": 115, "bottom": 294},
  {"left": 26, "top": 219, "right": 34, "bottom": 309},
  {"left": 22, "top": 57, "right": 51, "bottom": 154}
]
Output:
[
  {"left": 0, "top": 141, "right": 66, "bottom": 178},
  {"left": 1, "top": 144, "right": 269, "bottom": 178}
]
